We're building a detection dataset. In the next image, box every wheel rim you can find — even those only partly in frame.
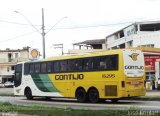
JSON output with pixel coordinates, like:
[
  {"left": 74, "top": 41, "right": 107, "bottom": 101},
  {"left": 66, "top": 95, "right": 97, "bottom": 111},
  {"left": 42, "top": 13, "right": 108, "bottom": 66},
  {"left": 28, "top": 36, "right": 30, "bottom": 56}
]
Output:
[
  {"left": 25, "top": 89, "right": 32, "bottom": 99},
  {"left": 78, "top": 90, "right": 84, "bottom": 99},
  {"left": 26, "top": 90, "right": 31, "bottom": 97},
  {"left": 76, "top": 89, "right": 86, "bottom": 102}
]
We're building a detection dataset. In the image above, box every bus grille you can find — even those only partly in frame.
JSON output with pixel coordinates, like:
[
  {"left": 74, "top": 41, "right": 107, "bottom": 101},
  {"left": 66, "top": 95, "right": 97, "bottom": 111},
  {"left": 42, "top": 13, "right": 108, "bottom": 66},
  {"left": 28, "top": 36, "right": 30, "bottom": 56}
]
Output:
[{"left": 105, "top": 85, "right": 117, "bottom": 96}]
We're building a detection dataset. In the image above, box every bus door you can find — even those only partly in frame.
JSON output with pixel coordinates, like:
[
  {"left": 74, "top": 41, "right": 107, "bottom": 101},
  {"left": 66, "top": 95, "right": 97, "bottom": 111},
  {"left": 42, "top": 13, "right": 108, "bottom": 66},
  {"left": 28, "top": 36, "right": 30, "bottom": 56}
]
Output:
[{"left": 14, "top": 64, "right": 22, "bottom": 87}]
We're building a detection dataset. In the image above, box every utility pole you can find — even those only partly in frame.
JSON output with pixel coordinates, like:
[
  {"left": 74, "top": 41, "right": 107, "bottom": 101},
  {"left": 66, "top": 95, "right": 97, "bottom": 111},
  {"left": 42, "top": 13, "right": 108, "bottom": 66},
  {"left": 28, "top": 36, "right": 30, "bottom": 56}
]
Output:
[
  {"left": 15, "top": 9, "right": 67, "bottom": 59},
  {"left": 42, "top": 8, "right": 46, "bottom": 59}
]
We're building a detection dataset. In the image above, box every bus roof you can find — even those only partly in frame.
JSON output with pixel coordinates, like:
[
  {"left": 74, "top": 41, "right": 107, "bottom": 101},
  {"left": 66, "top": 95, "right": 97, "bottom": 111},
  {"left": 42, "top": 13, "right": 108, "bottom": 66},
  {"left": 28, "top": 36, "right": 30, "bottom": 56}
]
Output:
[
  {"left": 17, "top": 49, "right": 141, "bottom": 64},
  {"left": 46, "top": 49, "right": 128, "bottom": 61}
]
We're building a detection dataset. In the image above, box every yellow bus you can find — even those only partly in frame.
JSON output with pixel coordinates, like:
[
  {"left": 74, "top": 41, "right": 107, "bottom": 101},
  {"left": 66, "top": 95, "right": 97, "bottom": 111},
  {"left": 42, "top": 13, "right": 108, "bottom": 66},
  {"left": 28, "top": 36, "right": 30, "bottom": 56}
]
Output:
[{"left": 14, "top": 49, "right": 146, "bottom": 103}]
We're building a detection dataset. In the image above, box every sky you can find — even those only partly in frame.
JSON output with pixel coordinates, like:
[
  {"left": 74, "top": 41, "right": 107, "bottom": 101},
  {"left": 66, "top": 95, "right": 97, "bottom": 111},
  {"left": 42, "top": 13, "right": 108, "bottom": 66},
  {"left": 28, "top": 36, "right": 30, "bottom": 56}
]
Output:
[{"left": 0, "top": 0, "right": 160, "bottom": 58}]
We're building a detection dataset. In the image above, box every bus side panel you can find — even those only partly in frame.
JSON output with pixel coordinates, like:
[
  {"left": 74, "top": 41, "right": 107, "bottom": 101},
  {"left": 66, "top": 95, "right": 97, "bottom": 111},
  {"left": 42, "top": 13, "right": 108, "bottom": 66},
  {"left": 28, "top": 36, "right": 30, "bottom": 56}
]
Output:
[
  {"left": 48, "top": 71, "right": 122, "bottom": 99},
  {"left": 14, "top": 74, "right": 63, "bottom": 97}
]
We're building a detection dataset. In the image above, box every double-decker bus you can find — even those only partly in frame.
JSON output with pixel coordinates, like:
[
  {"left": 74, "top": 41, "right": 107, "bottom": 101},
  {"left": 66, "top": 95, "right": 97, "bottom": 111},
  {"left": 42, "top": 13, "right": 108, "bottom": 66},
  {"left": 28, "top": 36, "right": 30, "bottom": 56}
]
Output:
[{"left": 14, "top": 49, "right": 146, "bottom": 103}]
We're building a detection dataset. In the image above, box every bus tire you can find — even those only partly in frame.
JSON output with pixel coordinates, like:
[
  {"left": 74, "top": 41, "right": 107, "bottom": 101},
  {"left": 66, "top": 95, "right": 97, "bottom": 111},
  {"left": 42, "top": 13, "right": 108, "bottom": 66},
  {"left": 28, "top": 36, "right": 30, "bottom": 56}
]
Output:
[
  {"left": 99, "top": 99, "right": 106, "bottom": 103},
  {"left": 45, "top": 97, "right": 51, "bottom": 100},
  {"left": 88, "top": 88, "right": 99, "bottom": 103},
  {"left": 25, "top": 87, "right": 33, "bottom": 100},
  {"left": 76, "top": 88, "right": 87, "bottom": 103},
  {"left": 111, "top": 99, "right": 119, "bottom": 103}
]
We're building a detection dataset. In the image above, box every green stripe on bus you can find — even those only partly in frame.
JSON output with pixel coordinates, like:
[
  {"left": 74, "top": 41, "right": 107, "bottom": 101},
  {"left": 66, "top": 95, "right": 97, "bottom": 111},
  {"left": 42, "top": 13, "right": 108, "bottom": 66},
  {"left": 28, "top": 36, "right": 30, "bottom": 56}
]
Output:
[
  {"left": 39, "top": 74, "right": 58, "bottom": 92},
  {"left": 31, "top": 74, "right": 58, "bottom": 92}
]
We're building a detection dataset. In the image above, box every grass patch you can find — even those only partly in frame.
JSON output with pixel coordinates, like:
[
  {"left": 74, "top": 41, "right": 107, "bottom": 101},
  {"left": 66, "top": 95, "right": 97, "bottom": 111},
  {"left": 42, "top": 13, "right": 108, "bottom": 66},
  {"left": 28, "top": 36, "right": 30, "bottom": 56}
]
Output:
[{"left": 0, "top": 102, "right": 159, "bottom": 116}]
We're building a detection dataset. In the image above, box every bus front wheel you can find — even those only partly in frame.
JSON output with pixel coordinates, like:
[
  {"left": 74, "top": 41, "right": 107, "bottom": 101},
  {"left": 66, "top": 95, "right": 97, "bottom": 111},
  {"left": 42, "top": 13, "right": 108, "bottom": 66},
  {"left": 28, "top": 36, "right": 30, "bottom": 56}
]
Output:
[
  {"left": 76, "top": 88, "right": 87, "bottom": 103},
  {"left": 88, "top": 88, "right": 99, "bottom": 103},
  {"left": 25, "top": 87, "right": 33, "bottom": 100}
]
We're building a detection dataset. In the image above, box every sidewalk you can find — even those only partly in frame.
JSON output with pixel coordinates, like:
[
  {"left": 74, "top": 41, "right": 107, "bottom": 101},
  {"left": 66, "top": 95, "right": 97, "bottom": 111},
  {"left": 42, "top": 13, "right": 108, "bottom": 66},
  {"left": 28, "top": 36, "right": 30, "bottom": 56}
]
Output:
[
  {"left": 0, "top": 88, "right": 13, "bottom": 96},
  {"left": 146, "top": 90, "right": 160, "bottom": 97}
]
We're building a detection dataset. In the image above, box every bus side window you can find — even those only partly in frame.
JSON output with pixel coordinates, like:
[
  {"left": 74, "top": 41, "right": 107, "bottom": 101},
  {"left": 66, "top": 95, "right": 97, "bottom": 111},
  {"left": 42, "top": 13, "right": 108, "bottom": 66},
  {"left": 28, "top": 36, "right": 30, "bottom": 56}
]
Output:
[
  {"left": 68, "top": 60, "right": 75, "bottom": 72},
  {"left": 75, "top": 59, "right": 82, "bottom": 71},
  {"left": 47, "top": 62, "right": 54, "bottom": 73},
  {"left": 59, "top": 60, "right": 67, "bottom": 72},
  {"left": 54, "top": 61, "right": 60, "bottom": 72},
  {"left": 83, "top": 58, "right": 93, "bottom": 71},
  {"left": 99, "top": 57, "right": 107, "bottom": 69},
  {"left": 35, "top": 63, "right": 40, "bottom": 73},
  {"left": 88, "top": 58, "right": 94, "bottom": 70},
  {"left": 24, "top": 63, "right": 29, "bottom": 75},
  {"left": 29, "top": 63, "right": 34, "bottom": 73},
  {"left": 109, "top": 55, "right": 118, "bottom": 70},
  {"left": 83, "top": 59, "right": 87, "bottom": 70},
  {"left": 92, "top": 57, "right": 99, "bottom": 70},
  {"left": 41, "top": 63, "right": 47, "bottom": 73}
]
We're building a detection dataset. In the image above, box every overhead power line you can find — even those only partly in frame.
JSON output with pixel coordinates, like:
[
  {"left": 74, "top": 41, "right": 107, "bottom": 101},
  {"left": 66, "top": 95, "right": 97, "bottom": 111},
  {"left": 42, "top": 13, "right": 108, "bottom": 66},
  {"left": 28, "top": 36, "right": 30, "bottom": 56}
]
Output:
[
  {"left": 0, "top": 19, "right": 41, "bottom": 26},
  {"left": 0, "top": 19, "right": 132, "bottom": 29},
  {"left": 53, "top": 22, "right": 133, "bottom": 30},
  {"left": 1, "top": 18, "right": 160, "bottom": 30},
  {"left": 0, "top": 20, "right": 132, "bottom": 44},
  {"left": 0, "top": 31, "right": 37, "bottom": 44}
]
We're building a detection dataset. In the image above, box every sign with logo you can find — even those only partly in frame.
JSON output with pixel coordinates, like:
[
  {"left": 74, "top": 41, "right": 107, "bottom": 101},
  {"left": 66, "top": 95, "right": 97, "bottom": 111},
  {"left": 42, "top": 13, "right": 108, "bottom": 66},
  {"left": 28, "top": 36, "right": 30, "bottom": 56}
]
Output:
[
  {"left": 129, "top": 53, "right": 139, "bottom": 61},
  {"left": 123, "top": 50, "right": 145, "bottom": 77},
  {"left": 29, "top": 48, "right": 40, "bottom": 59}
]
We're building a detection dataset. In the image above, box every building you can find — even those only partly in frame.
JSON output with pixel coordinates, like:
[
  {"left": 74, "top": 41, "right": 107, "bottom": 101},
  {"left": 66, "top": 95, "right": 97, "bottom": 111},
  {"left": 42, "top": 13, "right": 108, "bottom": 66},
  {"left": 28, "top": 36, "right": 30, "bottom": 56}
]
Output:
[
  {"left": 68, "top": 39, "right": 106, "bottom": 54},
  {"left": 0, "top": 47, "right": 40, "bottom": 84},
  {"left": 105, "top": 21, "right": 160, "bottom": 49},
  {"left": 133, "top": 48, "right": 160, "bottom": 81}
]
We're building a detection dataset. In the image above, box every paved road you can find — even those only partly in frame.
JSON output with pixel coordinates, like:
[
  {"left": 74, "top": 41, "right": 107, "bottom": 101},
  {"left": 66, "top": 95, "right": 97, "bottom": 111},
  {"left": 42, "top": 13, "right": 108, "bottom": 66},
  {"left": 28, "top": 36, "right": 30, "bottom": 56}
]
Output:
[
  {"left": 0, "top": 88, "right": 160, "bottom": 110},
  {"left": 0, "top": 88, "right": 13, "bottom": 94},
  {"left": 146, "top": 90, "right": 160, "bottom": 97},
  {"left": 0, "top": 88, "right": 160, "bottom": 97},
  {"left": 1, "top": 96, "right": 160, "bottom": 110}
]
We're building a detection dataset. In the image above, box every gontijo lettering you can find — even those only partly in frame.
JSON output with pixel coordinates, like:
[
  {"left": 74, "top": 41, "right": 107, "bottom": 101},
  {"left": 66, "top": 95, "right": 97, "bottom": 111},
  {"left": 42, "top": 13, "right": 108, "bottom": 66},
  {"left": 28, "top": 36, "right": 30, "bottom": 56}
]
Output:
[
  {"left": 55, "top": 74, "right": 84, "bottom": 80},
  {"left": 125, "top": 65, "right": 144, "bottom": 70}
]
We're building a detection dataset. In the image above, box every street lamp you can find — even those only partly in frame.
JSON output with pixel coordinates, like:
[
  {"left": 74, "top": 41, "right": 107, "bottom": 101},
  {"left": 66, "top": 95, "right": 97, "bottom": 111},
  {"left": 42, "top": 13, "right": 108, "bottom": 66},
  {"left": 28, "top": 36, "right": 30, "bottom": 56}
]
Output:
[
  {"left": 15, "top": 8, "right": 67, "bottom": 59},
  {"left": 14, "top": 11, "right": 41, "bottom": 33}
]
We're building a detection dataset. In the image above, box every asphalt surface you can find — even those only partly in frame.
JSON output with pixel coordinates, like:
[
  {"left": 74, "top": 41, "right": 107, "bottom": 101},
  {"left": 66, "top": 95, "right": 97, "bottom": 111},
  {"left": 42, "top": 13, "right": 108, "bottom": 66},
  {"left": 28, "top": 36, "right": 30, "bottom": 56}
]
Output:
[
  {"left": 146, "top": 90, "right": 160, "bottom": 97},
  {"left": 0, "top": 87, "right": 13, "bottom": 94},
  {"left": 1, "top": 88, "right": 160, "bottom": 110},
  {"left": 0, "top": 96, "right": 160, "bottom": 110},
  {"left": 0, "top": 88, "right": 160, "bottom": 97}
]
